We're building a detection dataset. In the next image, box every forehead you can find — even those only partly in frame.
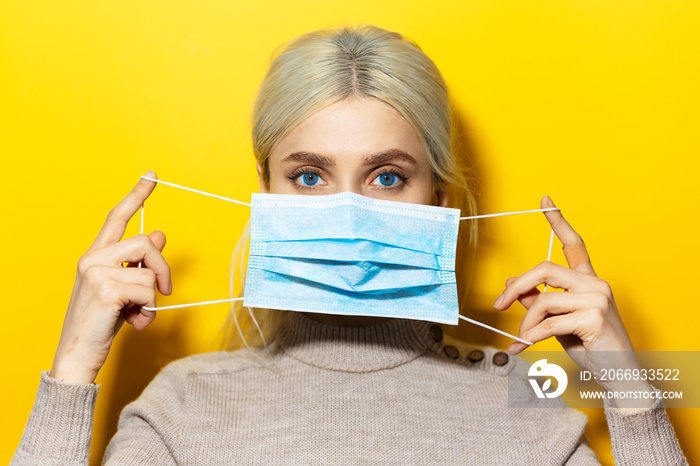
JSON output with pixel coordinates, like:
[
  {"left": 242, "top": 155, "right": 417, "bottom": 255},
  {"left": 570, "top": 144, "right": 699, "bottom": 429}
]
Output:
[{"left": 269, "top": 97, "right": 427, "bottom": 163}]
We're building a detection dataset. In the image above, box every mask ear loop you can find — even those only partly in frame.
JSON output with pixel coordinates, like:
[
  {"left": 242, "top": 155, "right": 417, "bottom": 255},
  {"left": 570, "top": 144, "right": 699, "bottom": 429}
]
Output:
[
  {"left": 137, "top": 201, "right": 145, "bottom": 268},
  {"left": 457, "top": 315, "right": 533, "bottom": 346},
  {"left": 137, "top": 176, "right": 273, "bottom": 357},
  {"left": 458, "top": 207, "right": 561, "bottom": 347},
  {"left": 140, "top": 176, "right": 250, "bottom": 312},
  {"left": 137, "top": 175, "right": 557, "bottom": 348},
  {"left": 140, "top": 176, "right": 252, "bottom": 207},
  {"left": 543, "top": 229, "right": 555, "bottom": 292}
]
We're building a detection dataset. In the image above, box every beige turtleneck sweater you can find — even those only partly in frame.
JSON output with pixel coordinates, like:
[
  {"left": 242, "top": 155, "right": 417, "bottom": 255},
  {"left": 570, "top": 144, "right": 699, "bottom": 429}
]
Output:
[{"left": 13, "top": 312, "right": 687, "bottom": 465}]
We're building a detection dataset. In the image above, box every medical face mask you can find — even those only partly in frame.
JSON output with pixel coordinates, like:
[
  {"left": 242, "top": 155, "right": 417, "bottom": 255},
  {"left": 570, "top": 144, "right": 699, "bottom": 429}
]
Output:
[
  {"left": 139, "top": 176, "right": 561, "bottom": 346},
  {"left": 243, "top": 192, "right": 460, "bottom": 325}
]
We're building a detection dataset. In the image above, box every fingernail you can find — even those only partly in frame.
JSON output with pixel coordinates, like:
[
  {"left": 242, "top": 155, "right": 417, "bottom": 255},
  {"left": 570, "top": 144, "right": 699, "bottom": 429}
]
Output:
[
  {"left": 493, "top": 293, "right": 505, "bottom": 309},
  {"left": 168, "top": 282, "right": 172, "bottom": 295},
  {"left": 545, "top": 195, "right": 555, "bottom": 208},
  {"left": 507, "top": 343, "right": 518, "bottom": 354},
  {"left": 144, "top": 170, "right": 154, "bottom": 179}
]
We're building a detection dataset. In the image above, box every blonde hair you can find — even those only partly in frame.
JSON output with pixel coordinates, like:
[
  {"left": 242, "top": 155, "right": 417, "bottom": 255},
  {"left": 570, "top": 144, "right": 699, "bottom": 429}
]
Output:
[{"left": 223, "top": 25, "right": 478, "bottom": 351}]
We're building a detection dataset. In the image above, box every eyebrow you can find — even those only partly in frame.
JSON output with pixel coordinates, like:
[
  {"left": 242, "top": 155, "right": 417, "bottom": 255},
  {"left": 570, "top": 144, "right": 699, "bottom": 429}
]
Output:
[
  {"left": 281, "top": 152, "right": 335, "bottom": 166},
  {"left": 362, "top": 149, "right": 417, "bottom": 166},
  {"left": 281, "top": 149, "right": 417, "bottom": 167}
]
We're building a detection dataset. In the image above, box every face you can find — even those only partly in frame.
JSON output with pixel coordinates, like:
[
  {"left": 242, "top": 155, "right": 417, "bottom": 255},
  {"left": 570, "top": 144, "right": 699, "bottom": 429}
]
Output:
[{"left": 259, "top": 97, "right": 447, "bottom": 207}]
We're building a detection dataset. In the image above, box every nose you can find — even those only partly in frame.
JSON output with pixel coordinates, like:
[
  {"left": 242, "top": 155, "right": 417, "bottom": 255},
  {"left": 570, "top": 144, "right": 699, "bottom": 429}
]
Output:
[{"left": 332, "top": 171, "right": 364, "bottom": 196}]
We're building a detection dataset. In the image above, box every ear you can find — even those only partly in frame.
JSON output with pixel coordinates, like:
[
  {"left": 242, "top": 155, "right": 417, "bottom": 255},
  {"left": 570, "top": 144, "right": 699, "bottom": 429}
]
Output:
[
  {"left": 256, "top": 162, "right": 269, "bottom": 194},
  {"left": 433, "top": 186, "right": 448, "bottom": 207}
]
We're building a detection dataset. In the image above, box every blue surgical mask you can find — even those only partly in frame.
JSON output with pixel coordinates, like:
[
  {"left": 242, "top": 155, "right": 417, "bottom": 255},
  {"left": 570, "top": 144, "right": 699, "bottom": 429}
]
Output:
[
  {"left": 139, "top": 175, "right": 557, "bottom": 345},
  {"left": 243, "top": 192, "right": 461, "bottom": 325}
]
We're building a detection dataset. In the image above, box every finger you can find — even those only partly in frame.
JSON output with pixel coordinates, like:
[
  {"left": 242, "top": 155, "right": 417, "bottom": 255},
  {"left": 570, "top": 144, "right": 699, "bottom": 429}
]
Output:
[
  {"left": 118, "top": 282, "right": 157, "bottom": 310},
  {"left": 119, "top": 285, "right": 157, "bottom": 331},
  {"left": 502, "top": 276, "right": 540, "bottom": 310},
  {"left": 91, "top": 277, "right": 156, "bottom": 313},
  {"left": 131, "top": 308, "right": 157, "bottom": 331},
  {"left": 105, "top": 233, "right": 171, "bottom": 295},
  {"left": 517, "top": 291, "right": 604, "bottom": 337},
  {"left": 510, "top": 313, "right": 580, "bottom": 354},
  {"left": 514, "top": 305, "right": 605, "bottom": 354},
  {"left": 90, "top": 171, "right": 158, "bottom": 251},
  {"left": 540, "top": 196, "right": 595, "bottom": 276},
  {"left": 494, "top": 261, "right": 594, "bottom": 310},
  {"left": 123, "top": 303, "right": 157, "bottom": 330},
  {"left": 103, "top": 265, "right": 158, "bottom": 288},
  {"left": 123, "top": 303, "right": 141, "bottom": 325},
  {"left": 147, "top": 230, "right": 166, "bottom": 251},
  {"left": 123, "top": 231, "right": 167, "bottom": 268}
]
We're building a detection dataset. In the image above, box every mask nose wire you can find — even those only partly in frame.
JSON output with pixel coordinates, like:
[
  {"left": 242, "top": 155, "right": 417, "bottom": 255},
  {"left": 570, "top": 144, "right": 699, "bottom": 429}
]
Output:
[{"left": 136, "top": 175, "right": 560, "bottom": 347}]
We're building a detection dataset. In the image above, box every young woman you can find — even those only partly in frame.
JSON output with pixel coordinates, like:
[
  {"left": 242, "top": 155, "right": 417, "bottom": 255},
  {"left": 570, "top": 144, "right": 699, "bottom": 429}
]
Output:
[{"left": 13, "top": 25, "right": 687, "bottom": 464}]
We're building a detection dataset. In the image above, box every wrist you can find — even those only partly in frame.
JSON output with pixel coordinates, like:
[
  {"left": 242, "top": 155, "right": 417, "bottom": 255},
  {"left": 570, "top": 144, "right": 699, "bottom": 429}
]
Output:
[
  {"left": 50, "top": 355, "right": 99, "bottom": 384},
  {"left": 602, "top": 380, "right": 655, "bottom": 410}
]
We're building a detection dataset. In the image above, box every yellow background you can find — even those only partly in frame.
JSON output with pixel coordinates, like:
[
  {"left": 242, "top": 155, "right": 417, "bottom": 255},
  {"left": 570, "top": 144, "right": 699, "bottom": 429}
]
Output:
[{"left": 2, "top": 1, "right": 698, "bottom": 463}]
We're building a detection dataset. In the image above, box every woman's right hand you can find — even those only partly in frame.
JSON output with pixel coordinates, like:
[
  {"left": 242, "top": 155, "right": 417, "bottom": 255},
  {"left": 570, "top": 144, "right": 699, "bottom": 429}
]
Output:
[{"left": 50, "top": 171, "right": 172, "bottom": 384}]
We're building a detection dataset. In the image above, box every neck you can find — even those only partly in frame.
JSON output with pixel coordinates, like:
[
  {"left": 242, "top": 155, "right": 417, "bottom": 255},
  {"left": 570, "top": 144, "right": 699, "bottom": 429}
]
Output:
[
  {"left": 278, "top": 311, "right": 432, "bottom": 372},
  {"left": 302, "top": 312, "right": 392, "bottom": 328}
]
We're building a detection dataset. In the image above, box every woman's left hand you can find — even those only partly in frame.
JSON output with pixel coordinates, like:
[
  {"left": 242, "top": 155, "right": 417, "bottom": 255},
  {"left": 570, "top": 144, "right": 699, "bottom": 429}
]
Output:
[{"left": 493, "top": 196, "right": 651, "bottom": 401}]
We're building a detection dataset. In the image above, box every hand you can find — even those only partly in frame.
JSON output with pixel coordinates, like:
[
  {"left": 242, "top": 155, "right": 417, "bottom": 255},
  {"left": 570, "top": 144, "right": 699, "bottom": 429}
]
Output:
[
  {"left": 50, "top": 171, "right": 171, "bottom": 384},
  {"left": 493, "top": 196, "right": 653, "bottom": 406}
]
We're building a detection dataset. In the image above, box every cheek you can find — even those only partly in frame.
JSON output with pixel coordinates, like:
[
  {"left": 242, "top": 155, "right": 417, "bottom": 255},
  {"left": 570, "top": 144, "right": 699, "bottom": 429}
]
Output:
[
  {"left": 413, "top": 187, "right": 437, "bottom": 206},
  {"left": 266, "top": 178, "right": 289, "bottom": 195},
  {"left": 399, "top": 176, "right": 437, "bottom": 205},
  {"left": 264, "top": 160, "right": 288, "bottom": 194},
  {"left": 408, "top": 169, "right": 438, "bottom": 205}
]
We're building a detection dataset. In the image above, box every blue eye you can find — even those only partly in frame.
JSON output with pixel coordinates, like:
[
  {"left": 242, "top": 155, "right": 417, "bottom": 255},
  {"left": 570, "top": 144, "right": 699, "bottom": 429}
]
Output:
[
  {"left": 300, "top": 172, "right": 320, "bottom": 186},
  {"left": 375, "top": 173, "right": 398, "bottom": 187}
]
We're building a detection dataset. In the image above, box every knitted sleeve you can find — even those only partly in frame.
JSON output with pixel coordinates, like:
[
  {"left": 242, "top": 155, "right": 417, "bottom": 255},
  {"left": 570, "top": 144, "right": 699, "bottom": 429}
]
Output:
[
  {"left": 12, "top": 363, "right": 189, "bottom": 465},
  {"left": 604, "top": 388, "right": 688, "bottom": 465},
  {"left": 11, "top": 371, "right": 99, "bottom": 466}
]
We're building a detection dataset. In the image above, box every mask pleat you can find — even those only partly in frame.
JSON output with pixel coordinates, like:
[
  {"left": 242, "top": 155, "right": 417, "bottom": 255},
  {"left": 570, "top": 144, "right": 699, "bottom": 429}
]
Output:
[
  {"left": 260, "top": 239, "right": 441, "bottom": 269},
  {"left": 244, "top": 192, "right": 460, "bottom": 324}
]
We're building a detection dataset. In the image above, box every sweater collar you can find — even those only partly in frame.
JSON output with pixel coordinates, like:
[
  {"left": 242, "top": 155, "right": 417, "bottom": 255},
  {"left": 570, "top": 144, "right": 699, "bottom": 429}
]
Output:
[{"left": 275, "top": 312, "right": 433, "bottom": 372}]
